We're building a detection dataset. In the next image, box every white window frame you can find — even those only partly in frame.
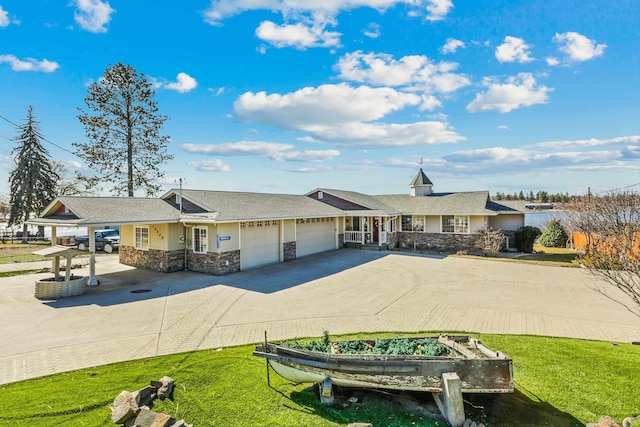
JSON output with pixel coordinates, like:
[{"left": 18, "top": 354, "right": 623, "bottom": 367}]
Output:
[
  {"left": 135, "top": 226, "right": 149, "bottom": 250},
  {"left": 193, "top": 226, "right": 208, "bottom": 254},
  {"left": 441, "top": 215, "right": 470, "bottom": 234}
]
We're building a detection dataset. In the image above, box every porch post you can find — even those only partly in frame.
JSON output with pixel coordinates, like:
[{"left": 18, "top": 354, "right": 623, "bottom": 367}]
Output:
[
  {"left": 50, "top": 226, "right": 59, "bottom": 274},
  {"left": 361, "top": 217, "right": 365, "bottom": 244},
  {"left": 88, "top": 226, "right": 98, "bottom": 286}
]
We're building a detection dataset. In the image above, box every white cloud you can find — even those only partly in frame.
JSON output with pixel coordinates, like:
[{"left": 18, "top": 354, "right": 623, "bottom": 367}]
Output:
[
  {"left": 235, "top": 83, "right": 422, "bottom": 128},
  {"left": 73, "top": 0, "right": 115, "bottom": 33},
  {"left": 497, "top": 125, "right": 511, "bottom": 130},
  {"left": 336, "top": 51, "right": 470, "bottom": 93},
  {"left": 441, "top": 38, "right": 465, "bottom": 54},
  {"left": 182, "top": 141, "right": 340, "bottom": 162},
  {"left": 545, "top": 57, "right": 559, "bottom": 66},
  {"left": 466, "top": 73, "right": 552, "bottom": 113},
  {"left": 188, "top": 159, "right": 231, "bottom": 172},
  {"left": 553, "top": 32, "right": 606, "bottom": 63},
  {"left": 233, "top": 83, "right": 464, "bottom": 147},
  {"left": 165, "top": 72, "right": 197, "bottom": 93},
  {"left": 0, "top": 54, "right": 59, "bottom": 72},
  {"left": 362, "top": 22, "right": 381, "bottom": 38},
  {"left": 0, "top": 6, "right": 10, "bottom": 27},
  {"left": 535, "top": 135, "right": 640, "bottom": 148},
  {"left": 203, "top": 1, "right": 452, "bottom": 48},
  {"left": 495, "top": 36, "right": 534, "bottom": 63},
  {"left": 255, "top": 20, "right": 341, "bottom": 49},
  {"left": 304, "top": 121, "right": 464, "bottom": 147},
  {"left": 425, "top": 0, "right": 453, "bottom": 21}
]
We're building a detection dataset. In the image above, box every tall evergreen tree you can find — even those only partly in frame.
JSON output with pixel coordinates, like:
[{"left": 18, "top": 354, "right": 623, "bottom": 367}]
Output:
[
  {"left": 9, "top": 106, "right": 59, "bottom": 243},
  {"left": 74, "top": 62, "right": 172, "bottom": 196}
]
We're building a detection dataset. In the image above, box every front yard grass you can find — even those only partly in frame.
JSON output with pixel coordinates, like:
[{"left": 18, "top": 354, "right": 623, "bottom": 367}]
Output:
[
  {"left": 0, "top": 243, "right": 48, "bottom": 264},
  {"left": 1, "top": 333, "right": 638, "bottom": 426}
]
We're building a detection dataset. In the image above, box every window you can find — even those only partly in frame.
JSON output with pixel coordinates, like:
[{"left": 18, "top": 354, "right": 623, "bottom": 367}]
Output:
[
  {"left": 401, "top": 215, "right": 412, "bottom": 231},
  {"left": 135, "top": 226, "right": 149, "bottom": 250},
  {"left": 442, "top": 215, "right": 469, "bottom": 233},
  {"left": 389, "top": 217, "right": 396, "bottom": 233},
  {"left": 193, "top": 227, "right": 208, "bottom": 253},
  {"left": 412, "top": 216, "right": 424, "bottom": 232},
  {"left": 352, "top": 217, "right": 360, "bottom": 231}
]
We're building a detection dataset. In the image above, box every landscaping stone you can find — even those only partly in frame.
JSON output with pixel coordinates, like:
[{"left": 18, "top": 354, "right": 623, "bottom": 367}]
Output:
[
  {"left": 346, "top": 423, "right": 373, "bottom": 427},
  {"left": 598, "top": 416, "right": 622, "bottom": 427},
  {"left": 623, "top": 416, "right": 638, "bottom": 427},
  {"left": 171, "top": 420, "right": 194, "bottom": 427},
  {"left": 157, "top": 376, "right": 174, "bottom": 400},
  {"left": 131, "top": 408, "right": 173, "bottom": 427},
  {"left": 111, "top": 390, "right": 139, "bottom": 424},
  {"left": 132, "top": 386, "right": 157, "bottom": 407}
]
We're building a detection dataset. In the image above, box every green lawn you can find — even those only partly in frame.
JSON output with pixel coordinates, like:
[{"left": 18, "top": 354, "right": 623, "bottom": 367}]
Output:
[
  {"left": 0, "top": 243, "right": 48, "bottom": 264},
  {"left": 1, "top": 333, "right": 638, "bottom": 427}
]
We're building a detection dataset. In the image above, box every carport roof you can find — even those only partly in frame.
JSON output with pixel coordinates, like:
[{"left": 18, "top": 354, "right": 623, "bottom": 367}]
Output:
[{"left": 29, "top": 196, "right": 182, "bottom": 227}]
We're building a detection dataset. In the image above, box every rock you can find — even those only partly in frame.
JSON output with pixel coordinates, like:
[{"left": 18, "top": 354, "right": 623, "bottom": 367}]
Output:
[
  {"left": 157, "top": 376, "right": 175, "bottom": 400},
  {"left": 463, "top": 420, "right": 472, "bottom": 427},
  {"left": 132, "top": 386, "right": 157, "bottom": 407},
  {"left": 623, "top": 417, "right": 637, "bottom": 427},
  {"left": 171, "top": 421, "right": 194, "bottom": 427},
  {"left": 110, "top": 390, "right": 139, "bottom": 424},
  {"left": 131, "top": 408, "right": 174, "bottom": 427},
  {"left": 470, "top": 422, "right": 478, "bottom": 427},
  {"left": 599, "top": 416, "right": 622, "bottom": 427}
]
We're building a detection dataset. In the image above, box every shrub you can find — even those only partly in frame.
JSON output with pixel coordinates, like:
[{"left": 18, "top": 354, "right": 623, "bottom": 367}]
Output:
[
  {"left": 539, "top": 218, "right": 569, "bottom": 248},
  {"left": 515, "top": 226, "right": 541, "bottom": 253},
  {"left": 475, "top": 228, "right": 505, "bottom": 257}
]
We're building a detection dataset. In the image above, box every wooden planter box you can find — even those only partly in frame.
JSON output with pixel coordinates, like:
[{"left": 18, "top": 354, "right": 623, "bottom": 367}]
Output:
[{"left": 34, "top": 276, "right": 88, "bottom": 300}]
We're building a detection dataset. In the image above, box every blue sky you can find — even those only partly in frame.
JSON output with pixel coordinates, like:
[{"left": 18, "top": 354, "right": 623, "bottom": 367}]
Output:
[{"left": 0, "top": 0, "right": 638, "bottom": 198}]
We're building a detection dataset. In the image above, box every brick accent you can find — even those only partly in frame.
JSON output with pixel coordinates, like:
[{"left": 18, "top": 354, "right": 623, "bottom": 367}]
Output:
[
  {"left": 187, "top": 250, "right": 240, "bottom": 275},
  {"left": 392, "top": 232, "right": 478, "bottom": 253},
  {"left": 119, "top": 246, "right": 184, "bottom": 272},
  {"left": 283, "top": 241, "right": 296, "bottom": 261}
]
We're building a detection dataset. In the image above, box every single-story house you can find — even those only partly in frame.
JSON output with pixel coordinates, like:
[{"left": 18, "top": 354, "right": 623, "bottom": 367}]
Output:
[{"left": 30, "top": 169, "right": 524, "bottom": 282}]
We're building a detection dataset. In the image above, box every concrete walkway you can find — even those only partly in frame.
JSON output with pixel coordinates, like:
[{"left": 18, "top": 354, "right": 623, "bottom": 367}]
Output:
[{"left": 1, "top": 249, "right": 638, "bottom": 385}]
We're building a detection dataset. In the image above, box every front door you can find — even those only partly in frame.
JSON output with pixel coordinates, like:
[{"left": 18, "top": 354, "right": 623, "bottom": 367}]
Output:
[{"left": 373, "top": 217, "right": 379, "bottom": 242}]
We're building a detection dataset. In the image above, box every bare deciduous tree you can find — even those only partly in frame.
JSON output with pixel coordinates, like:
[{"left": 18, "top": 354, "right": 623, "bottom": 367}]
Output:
[
  {"left": 565, "top": 190, "right": 640, "bottom": 316},
  {"left": 475, "top": 227, "right": 505, "bottom": 257}
]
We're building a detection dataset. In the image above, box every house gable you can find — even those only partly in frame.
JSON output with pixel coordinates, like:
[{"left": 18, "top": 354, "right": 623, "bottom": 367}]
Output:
[
  {"left": 164, "top": 193, "right": 208, "bottom": 213},
  {"left": 307, "top": 190, "right": 369, "bottom": 211}
]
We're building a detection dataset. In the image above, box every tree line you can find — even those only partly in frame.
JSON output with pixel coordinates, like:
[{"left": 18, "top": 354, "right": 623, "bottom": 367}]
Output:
[{"left": 492, "top": 190, "right": 574, "bottom": 203}]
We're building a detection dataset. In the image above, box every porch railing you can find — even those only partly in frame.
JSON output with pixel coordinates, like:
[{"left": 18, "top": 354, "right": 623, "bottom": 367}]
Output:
[{"left": 344, "top": 230, "right": 363, "bottom": 243}]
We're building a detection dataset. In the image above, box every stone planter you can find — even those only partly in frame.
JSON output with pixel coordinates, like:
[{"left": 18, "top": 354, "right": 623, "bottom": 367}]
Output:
[{"left": 34, "top": 276, "right": 87, "bottom": 300}]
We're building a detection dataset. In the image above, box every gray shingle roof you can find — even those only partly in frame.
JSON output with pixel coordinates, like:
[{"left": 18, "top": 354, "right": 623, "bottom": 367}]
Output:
[
  {"left": 178, "top": 189, "right": 344, "bottom": 222},
  {"left": 373, "top": 191, "right": 497, "bottom": 215},
  {"left": 313, "top": 188, "right": 400, "bottom": 214},
  {"left": 31, "top": 197, "right": 181, "bottom": 226}
]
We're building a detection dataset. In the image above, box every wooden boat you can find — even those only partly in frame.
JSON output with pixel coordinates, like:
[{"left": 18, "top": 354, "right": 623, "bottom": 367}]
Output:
[{"left": 253, "top": 335, "right": 513, "bottom": 394}]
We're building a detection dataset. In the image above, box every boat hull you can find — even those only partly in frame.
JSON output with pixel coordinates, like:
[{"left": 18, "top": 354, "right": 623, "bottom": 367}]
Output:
[{"left": 254, "top": 336, "right": 514, "bottom": 393}]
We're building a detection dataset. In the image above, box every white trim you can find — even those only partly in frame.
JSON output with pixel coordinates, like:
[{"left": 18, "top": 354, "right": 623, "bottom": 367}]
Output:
[
  {"left": 135, "top": 226, "right": 150, "bottom": 251},
  {"left": 193, "top": 226, "right": 208, "bottom": 254}
]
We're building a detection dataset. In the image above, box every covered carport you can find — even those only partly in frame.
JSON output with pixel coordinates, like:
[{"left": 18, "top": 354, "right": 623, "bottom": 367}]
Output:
[{"left": 27, "top": 196, "right": 183, "bottom": 286}]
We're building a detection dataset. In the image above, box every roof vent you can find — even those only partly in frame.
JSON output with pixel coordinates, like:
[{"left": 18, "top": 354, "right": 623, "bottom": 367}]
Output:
[{"left": 318, "top": 191, "right": 324, "bottom": 200}]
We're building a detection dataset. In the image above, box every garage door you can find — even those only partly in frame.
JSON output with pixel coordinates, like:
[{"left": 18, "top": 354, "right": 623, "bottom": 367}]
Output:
[
  {"left": 296, "top": 218, "right": 336, "bottom": 258},
  {"left": 240, "top": 221, "right": 280, "bottom": 269}
]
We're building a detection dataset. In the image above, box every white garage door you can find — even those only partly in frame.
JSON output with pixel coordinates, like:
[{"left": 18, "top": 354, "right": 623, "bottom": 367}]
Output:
[
  {"left": 296, "top": 218, "right": 336, "bottom": 258},
  {"left": 240, "top": 221, "right": 280, "bottom": 269}
]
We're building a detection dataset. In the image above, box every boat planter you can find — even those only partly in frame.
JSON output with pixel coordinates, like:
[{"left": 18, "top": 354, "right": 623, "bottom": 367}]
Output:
[
  {"left": 34, "top": 276, "right": 88, "bottom": 299},
  {"left": 254, "top": 335, "right": 513, "bottom": 426}
]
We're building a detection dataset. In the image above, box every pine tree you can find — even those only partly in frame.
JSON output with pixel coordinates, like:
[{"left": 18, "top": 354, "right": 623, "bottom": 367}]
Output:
[
  {"left": 74, "top": 62, "right": 172, "bottom": 196},
  {"left": 9, "top": 106, "right": 59, "bottom": 243}
]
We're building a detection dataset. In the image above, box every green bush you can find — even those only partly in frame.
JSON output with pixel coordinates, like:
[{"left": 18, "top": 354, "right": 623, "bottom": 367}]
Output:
[
  {"left": 515, "top": 225, "right": 541, "bottom": 252},
  {"left": 539, "top": 218, "right": 569, "bottom": 248}
]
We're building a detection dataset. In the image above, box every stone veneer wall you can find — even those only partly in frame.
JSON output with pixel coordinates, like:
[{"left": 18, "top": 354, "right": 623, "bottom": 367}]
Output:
[
  {"left": 392, "top": 232, "right": 478, "bottom": 253},
  {"left": 283, "top": 241, "right": 296, "bottom": 261},
  {"left": 187, "top": 249, "right": 240, "bottom": 275},
  {"left": 119, "top": 246, "right": 185, "bottom": 272},
  {"left": 338, "top": 233, "right": 344, "bottom": 248}
]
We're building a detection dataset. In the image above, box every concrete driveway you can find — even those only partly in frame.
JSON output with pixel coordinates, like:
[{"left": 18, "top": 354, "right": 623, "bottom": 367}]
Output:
[{"left": 1, "top": 249, "right": 638, "bottom": 385}]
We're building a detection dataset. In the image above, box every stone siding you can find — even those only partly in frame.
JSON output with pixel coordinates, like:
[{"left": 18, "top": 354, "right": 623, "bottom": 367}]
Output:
[
  {"left": 338, "top": 233, "right": 344, "bottom": 248},
  {"left": 119, "top": 246, "right": 185, "bottom": 272},
  {"left": 283, "top": 241, "right": 296, "bottom": 261},
  {"left": 392, "top": 232, "right": 478, "bottom": 253},
  {"left": 187, "top": 250, "right": 240, "bottom": 275}
]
